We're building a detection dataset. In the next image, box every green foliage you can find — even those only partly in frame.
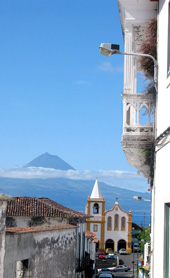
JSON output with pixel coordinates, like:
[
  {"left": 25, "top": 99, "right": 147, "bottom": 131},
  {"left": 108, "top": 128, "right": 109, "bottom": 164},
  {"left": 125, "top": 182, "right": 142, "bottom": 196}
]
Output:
[
  {"left": 141, "top": 149, "right": 151, "bottom": 165},
  {"left": 139, "top": 18, "right": 157, "bottom": 80},
  {"left": 138, "top": 227, "right": 150, "bottom": 252}
]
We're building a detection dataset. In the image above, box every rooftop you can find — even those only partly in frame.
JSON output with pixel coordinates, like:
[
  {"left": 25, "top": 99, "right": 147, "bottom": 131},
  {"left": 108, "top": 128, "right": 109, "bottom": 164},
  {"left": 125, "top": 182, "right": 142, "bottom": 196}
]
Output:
[
  {"left": 85, "top": 230, "right": 99, "bottom": 243},
  {"left": 90, "top": 179, "right": 103, "bottom": 199},
  {"left": 7, "top": 196, "right": 88, "bottom": 219}
]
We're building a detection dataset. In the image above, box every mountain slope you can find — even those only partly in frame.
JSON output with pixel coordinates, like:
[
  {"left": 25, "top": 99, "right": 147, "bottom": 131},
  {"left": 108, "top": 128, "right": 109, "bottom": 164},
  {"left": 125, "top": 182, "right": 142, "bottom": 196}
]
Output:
[
  {"left": 24, "top": 152, "right": 75, "bottom": 170},
  {"left": 0, "top": 177, "right": 150, "bottom": 226}
]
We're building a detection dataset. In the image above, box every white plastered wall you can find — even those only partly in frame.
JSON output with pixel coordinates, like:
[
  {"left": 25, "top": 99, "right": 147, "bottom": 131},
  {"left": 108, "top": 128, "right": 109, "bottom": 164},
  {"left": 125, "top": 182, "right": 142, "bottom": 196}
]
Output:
[{"left": 151, "top": 0, "right": 170, "bottom": 277}]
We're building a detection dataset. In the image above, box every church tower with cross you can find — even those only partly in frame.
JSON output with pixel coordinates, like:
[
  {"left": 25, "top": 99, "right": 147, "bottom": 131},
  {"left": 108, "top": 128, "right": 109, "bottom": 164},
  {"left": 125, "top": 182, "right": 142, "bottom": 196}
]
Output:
[
  {"left": 86, "top": 179, "right": 132, "bottom": 253},
  {"left": 86, "top": 179, "right": 105, "bottom": 249}
]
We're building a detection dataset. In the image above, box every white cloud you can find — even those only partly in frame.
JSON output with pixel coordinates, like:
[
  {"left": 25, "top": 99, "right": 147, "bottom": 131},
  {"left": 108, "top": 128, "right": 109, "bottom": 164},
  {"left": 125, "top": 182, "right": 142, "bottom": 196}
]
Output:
[{"left": 0, "top": 167, "right": 148, "bottom": 192}]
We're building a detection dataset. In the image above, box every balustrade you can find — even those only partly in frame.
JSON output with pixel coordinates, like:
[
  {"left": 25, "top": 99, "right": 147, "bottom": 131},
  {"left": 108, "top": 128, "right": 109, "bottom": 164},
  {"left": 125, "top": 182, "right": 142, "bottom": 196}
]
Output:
[{"left": 121, "top": 93, "right": 155, "bottom": 137}]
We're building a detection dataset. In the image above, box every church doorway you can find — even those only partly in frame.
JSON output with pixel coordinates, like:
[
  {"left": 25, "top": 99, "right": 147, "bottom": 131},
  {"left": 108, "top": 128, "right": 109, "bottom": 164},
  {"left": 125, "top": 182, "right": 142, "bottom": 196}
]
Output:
[
  {"left": 105, "top": 239, "right": 114, "bottom": 252},
  {"left": 117, "top": 239, "right": 126, "bottom": 251}
]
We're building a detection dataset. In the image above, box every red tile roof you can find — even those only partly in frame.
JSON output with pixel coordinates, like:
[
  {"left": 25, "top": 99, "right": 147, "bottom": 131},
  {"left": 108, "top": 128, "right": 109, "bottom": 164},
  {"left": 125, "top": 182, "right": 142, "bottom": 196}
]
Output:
[
  {"left": 85, "top": 230, "right": 99, "bottom": 242},
  {"left": 6, "top": 224, "right": 77, "bottom": 234},
  {"left": 7, "top": 197, "right": 88, "bottom": 219}
]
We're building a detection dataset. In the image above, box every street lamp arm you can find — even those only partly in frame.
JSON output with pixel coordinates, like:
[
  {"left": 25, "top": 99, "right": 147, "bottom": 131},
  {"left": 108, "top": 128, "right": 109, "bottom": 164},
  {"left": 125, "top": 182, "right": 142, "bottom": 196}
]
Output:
[
  {"left": 99, "top": 43, "right": 158, "bottom": 92},
  {"left": 133, "top": 196, "right": 151, "bottom": 202},
  {"left": 114, "top": 50, "right": 158, "bottom": 68}
]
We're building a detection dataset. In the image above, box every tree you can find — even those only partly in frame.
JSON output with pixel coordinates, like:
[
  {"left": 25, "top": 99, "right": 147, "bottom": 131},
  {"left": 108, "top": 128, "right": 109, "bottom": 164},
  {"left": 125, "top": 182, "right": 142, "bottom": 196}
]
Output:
[{"left": 138, "top": 226, "right": 150, "bottom": 252}]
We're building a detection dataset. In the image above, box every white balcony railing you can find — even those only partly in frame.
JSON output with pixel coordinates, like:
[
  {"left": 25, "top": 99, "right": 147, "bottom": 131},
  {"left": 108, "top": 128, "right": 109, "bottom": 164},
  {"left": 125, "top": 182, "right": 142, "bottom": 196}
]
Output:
[{"left": 121, "top": 93, "right": 155, "bottom": 137}]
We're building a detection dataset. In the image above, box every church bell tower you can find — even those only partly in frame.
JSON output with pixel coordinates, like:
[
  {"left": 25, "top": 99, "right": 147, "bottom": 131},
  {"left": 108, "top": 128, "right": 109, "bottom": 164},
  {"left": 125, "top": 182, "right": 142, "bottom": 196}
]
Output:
[{"left": 86, "top": 179, "right": 105, "bottom": 249}]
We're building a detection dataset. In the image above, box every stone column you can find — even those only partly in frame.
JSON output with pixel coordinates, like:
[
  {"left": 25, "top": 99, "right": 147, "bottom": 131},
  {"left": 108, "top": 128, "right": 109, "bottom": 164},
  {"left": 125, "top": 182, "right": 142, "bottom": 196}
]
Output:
[
  {"left": 124, "top": 28, "right": 137, "bottom": 95},
  {"left": 123, "top": 27, "right": 137, "bottom": 127}
]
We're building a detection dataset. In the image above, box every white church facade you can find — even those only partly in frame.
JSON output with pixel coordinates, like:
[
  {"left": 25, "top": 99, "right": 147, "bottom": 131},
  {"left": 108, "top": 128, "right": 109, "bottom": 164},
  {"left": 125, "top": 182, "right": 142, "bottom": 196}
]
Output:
[{"left": 86, "top": 179, "right": 132, "bottom": 253}]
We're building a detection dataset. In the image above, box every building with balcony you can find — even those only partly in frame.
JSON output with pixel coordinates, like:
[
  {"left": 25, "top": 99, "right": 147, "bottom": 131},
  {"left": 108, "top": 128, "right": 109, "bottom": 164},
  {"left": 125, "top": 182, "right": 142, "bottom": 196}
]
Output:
[
  {"left": 116, "top": 0, "right": 170, "bottom": 277},
  {"left": 118, "top": 0, "right": 157, "bottom": 180}
]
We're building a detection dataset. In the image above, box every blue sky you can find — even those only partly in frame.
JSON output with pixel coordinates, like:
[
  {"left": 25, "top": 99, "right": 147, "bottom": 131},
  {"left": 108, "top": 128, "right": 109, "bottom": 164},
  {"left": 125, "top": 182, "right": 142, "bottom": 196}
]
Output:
[{"left": 0, "top": 0, "right": 149, "bottom": 192}]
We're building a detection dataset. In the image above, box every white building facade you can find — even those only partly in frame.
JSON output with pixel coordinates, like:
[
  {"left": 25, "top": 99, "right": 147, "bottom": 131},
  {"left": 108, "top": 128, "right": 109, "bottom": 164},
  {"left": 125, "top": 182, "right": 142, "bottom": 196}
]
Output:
[
  {"left": 105, "top": 202, "right": 132, "bottom": 253},
  {"left": 152, "top": 1, "right": 170, "bottom": 277},
  {"left": 115, "top": 0, "right": 170, "bottom": 277}
]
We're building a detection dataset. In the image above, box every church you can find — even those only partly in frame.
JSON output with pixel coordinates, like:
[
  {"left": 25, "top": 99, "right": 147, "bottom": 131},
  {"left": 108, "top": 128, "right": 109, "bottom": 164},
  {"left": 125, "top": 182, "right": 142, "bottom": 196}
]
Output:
[{"left": 86, "top": 179, "right": 132, "bottom": 253}]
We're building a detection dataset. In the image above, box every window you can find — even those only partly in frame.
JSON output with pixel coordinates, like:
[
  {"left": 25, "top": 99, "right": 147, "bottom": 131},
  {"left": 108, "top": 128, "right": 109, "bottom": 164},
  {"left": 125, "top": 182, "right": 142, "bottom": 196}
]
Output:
[
  {"left": 168, "top": 2, "right": 170, "bottom": 77},
  {"left": 93, "top": 203, "right": 99, "bottom": 214},
  {"left": 114, "top": 214, "right": 119, "bottom": 230},
  {"left": 107, "top": 216, "right": 112, "bottom": 230},
  {"left": 93, "top": 224, "right": 98, "bottom": 232},
  {"left": 121, "top": 217, "right": 126, "bottom": 230},
  {"left": 16, "top": 259, "right": 29, "bottom": 278}
]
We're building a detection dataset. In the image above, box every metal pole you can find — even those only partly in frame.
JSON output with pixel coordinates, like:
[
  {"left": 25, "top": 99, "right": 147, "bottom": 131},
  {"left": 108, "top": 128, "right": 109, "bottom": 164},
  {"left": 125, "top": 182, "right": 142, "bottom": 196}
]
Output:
[
  {"left": 133, "top": 242, "right": 134, "bottom": 278},
  {"left": 137, "top": 245, "right": 138, "bottom": 278},
  {"left": 113, "top": 49, "right": 158, "bottom": 94}
]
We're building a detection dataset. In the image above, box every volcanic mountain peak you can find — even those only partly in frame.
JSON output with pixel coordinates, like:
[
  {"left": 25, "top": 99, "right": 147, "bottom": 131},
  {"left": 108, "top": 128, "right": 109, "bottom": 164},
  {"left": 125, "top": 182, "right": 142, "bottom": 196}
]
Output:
[{"left": 24, "top": 152, "right": 75, "bottom": 171}]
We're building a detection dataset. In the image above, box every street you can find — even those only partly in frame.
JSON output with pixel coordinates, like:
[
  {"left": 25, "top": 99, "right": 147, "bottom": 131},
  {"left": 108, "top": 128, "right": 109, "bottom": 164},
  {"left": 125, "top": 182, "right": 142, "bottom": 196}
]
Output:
[
  {"left": 118, "top": 252, "right": 141, "bottom": 270},
  {"left": 94, "top": 252, "right": 141, "bottom": 278}
]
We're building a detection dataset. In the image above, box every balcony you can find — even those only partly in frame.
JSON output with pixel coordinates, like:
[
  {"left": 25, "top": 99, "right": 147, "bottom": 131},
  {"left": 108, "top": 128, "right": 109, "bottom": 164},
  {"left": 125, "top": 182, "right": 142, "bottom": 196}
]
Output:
[{"left": 121, "top": 92, "right": 155, "bottom": 178}]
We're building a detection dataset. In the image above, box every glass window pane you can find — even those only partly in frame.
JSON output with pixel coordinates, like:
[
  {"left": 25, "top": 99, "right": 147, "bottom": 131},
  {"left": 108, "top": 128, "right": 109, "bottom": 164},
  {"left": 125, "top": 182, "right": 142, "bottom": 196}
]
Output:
[
  {"left": 115, "top": 214, "right": 119, "bottom": 230},
  {"left": 107, "top": 217, "right": 112, "bottom": 230},
  {"left": 121, "top": 217, "right": 125, "bottom": 230}
]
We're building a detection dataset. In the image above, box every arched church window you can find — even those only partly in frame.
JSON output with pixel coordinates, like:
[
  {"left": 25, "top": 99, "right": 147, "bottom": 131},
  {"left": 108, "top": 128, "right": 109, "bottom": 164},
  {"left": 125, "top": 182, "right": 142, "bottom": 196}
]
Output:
[
  {"left": 121, "top": 217, "right": 126, "bottom": 230},
  {"left": 107, "top": 216, "right": 112, "bottom": 230},
  {"left": 114, "top": 214, "right": 119, "bottom": 230},
  {"left": 93, "top": 203, "right": 99, "bottom": 214}
]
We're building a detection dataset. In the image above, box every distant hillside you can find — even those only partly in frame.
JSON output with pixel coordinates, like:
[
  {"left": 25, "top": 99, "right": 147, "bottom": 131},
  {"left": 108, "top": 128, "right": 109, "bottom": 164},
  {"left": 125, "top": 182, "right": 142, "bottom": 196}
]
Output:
[
  {"left": 24, "top": 152, "right": 75, "bottom": 170},
  {"left": 0, "top": 177, "right": 150, "bottom": 226}
]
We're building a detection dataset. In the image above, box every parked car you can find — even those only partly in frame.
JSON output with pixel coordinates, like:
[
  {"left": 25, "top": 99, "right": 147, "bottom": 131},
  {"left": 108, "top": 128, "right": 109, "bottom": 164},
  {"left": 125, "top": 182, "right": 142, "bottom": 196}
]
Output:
[
  {"left": 99, "top": 251, "right": 105, "bottom": 259},
  {"left": 119, "top": 248, "right": 128, "bottom": 254},
  {"left": 99, "top": 268, "right": 111, "bottom": 272},
  {"left": 105, "top": 248, "right": 113, "bottom": 254},
  {"left": 98, "top": 268, "right": 115, "bottom": 277},
  {"left": 112, "top": 264, "right": 130, "bottom": 272},
  {"left": 107, "top": 252, "right": 115, "bottom": 259},
  {"left": 98, "top": 274, "right": 113, "bottom": 278},
  {"left": 98, "top": 249, "right": 105, "bottom": 253},
  {"left": 133, "top": 242, "right": 141, "bottom": 252}
]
